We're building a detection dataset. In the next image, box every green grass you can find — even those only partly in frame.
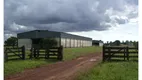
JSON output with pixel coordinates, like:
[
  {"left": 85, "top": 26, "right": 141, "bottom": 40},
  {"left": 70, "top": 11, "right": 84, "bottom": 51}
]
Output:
[
  {"left": 64, "top": 46, "right": 102, "bottom": 60},
  {"left": 4, "top": 46, "right": 102, "bottom": 76},
  {"left": 4, "top": 59, "right": 58, "bottom": 76},
  {"left": 76, "top": 62, "right": 138, "bottom": 80}
]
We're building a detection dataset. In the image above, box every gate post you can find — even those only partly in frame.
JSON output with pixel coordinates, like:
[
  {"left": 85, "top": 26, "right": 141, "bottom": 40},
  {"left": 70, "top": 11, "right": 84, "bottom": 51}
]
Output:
[
  {"left": 58, "top": 46, "right": 63, "bottom": 60},
  {"left": 34, "top": 48, "right": 36, "bottom": 58},
  {"left": 126, "top": 46, "right": 129, "bottom": 61},
  {"left": 30, "top": 47, "right": 33, "bottom": 59},
  {"left": 4, "top": 48, "right": 8, "bottom": 62},
  {"left": 124, "top": 47, "right": 126, "bottom": 61},
  {"left": 22, "top": 46, "right": 25, "bottom": 60},
  {"left": 103, "top": 45, "right": 105, "bottom": 62}
]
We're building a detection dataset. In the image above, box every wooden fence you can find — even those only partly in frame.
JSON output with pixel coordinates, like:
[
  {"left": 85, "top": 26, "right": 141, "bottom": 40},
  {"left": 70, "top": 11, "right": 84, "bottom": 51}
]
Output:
[
  {"left": 103, "top": 46, "right": 138, "bottom": 61},
  {"left": 29, "top": 46, "right": 63, "bottom": 60},
  {"left": 4, "top": 46, "right": 25, "bottom": 61}
]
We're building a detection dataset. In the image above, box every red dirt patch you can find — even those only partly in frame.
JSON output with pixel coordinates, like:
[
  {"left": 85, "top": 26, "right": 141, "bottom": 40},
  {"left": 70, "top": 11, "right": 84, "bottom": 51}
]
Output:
[{"left": 5, "top": 53, "right": 102, "bottom": 80}]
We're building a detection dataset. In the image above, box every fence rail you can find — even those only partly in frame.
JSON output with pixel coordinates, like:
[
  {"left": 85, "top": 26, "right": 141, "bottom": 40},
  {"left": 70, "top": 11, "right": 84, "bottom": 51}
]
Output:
[
  {"left": 103, "top": 46, "right": 138, "bottom": 61},
  {"left": 29, "top": 46, "right": 63, "bottom": 60},
  {"left": 4, "top": 46, "right": 25, "bottom": 61}
]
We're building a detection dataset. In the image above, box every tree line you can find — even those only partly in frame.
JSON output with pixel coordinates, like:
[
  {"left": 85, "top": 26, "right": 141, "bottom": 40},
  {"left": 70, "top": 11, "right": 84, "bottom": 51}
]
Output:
[{"left": 104, "top": 40, "right": 138, "bottom": 48}]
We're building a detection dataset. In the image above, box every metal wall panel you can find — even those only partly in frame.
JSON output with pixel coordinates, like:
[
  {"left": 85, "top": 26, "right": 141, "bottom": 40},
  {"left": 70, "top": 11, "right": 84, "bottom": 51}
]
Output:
[
  {"left": 71, "top": 39, "right": 74, "bottom": 48},
  {"left": 66, "top": 38, "right": 70, "bottom": 48},
  {"left": 18, "top": 39, "right": 32, "bottom": 50},
  {"left": 61, "top": 32, "right": 92, "bottom": 41},
  {"left": 61, "top": 38, "right": 66, "bottom": 47},
  {"left": 74, "top": 39, "right": 77, "bottom": 47},
  {"left": 54, "top": 38, "right": 60, "bottom": 47}
]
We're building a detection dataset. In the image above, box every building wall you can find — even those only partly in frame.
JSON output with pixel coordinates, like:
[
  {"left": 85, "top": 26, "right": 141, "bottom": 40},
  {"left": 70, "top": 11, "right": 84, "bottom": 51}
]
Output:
[
  {"left": 99, "top": 42, "right": 103, "bottom": 46},
  {"left": 18, "top": 39, "right": 32, "bottom": 50},
  {"left": 61, "top": 38, "right": 66, "bottom": 47},
  {"left": 54, "top": 38, "right": 60, "bottom": 47},
  {"left": 71, "top": 39, "right": 74, "bottom": 48},
  {"left": 61, "top": 38, "right": 92, "bottom": 48}
]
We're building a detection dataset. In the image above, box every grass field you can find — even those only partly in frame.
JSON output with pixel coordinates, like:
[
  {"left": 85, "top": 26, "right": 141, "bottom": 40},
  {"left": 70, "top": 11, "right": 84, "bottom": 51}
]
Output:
[
  {"left": 76, "top": 62, "right": 138, "bottom": 80},
  {"left": 4, "top": 46, "right": 102, "bottom": 76},
  {"left": 63, "top": 46, "right": 102, "bottom": 60}
]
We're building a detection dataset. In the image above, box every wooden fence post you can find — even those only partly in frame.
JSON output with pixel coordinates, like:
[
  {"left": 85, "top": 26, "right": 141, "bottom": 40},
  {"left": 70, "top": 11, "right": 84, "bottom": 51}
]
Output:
[
  {"left": 37, "top": 48, "right": 39, "bottom": 58},
  {"left": 108, "top": 47, "right": 111, "bottom": 61},
  {"left": 58, "top": 46, "right": 63, "bottom": 60},
  {"left": 22, "top": 46, "right": 25, "bottom": 60},
  {"left": 60, "top": 46, "right": 63, "bottom": 60},
  {"left": 103, "top": 45, "right": 105, "bottom": 62},
  {"left": 4, "top": 48, "right": 8, "bottom": 62},
  {"left": 126, "top": 46, "right": 129, "bottom": 61},
  {"left": 45, "top": 48, "right": 49, "bottom": 59},
  {"left": 34, "top": 48, "right": 36, "bottom": 58},
  {"left": 124, "top": 47, "right": 126, "bottom": 61},
  {"left": 30, "top": 48, "right": 33, "bottom": 59}
]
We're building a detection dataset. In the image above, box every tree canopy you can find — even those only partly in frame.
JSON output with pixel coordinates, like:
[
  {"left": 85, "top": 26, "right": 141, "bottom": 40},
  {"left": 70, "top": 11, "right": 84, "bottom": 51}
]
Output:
[{"left": 4, "top": 37, "right": 18, "bottom": 47}]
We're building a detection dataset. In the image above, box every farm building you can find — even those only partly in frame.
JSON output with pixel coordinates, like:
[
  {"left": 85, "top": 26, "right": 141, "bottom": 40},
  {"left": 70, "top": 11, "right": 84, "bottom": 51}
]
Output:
[
  {"left": 92, "top": 40, "right": 103, "bottom": 46},
  {"left": 17, "top": 30, "right": 92, "bottom": 49}
]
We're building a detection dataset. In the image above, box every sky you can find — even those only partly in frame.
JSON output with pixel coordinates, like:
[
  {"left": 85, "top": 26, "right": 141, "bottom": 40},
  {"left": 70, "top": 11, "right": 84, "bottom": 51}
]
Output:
[{"left": 4, "top": 0, "right": 138, "bottom": 42}]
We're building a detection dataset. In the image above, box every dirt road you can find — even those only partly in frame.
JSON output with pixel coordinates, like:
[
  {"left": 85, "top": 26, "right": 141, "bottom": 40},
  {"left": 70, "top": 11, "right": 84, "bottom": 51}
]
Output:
[{"left": 5, "top": 53, "right": 102, "bottom": 80}]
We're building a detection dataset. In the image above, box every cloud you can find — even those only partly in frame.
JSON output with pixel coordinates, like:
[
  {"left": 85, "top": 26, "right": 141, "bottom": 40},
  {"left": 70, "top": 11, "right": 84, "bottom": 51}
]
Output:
[{"left": 4, "top": 0, "right": 138, "bottom": 40}]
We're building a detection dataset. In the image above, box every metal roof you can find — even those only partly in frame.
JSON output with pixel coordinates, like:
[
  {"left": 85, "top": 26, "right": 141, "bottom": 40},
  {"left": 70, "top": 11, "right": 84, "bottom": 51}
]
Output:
[{"left": 17, "top": 30, "right": 92, "bottom": 40}]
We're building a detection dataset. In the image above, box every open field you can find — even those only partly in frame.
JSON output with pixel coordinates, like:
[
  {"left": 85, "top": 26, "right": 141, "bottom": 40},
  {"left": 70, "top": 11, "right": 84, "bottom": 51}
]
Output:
[
  {"left": 76, "top": 61, "right": 138, "bottom": 80},
  {"left": 4, "top": 46, "right": 102, "bottom": 76}
]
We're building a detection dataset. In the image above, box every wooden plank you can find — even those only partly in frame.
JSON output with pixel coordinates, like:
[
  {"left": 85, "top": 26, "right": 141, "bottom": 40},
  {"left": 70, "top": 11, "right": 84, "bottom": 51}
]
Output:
[
  {"left": 6, "top": 51, "right": 21, "bottom": 53},
  {"left": 129, "top": 56, "right": 138, "bottom": 58},
  {"left": 38, "top": 51, "right": 46, "bottom": 53},
  {"left": 7, "top": 58, "right": 22, "bottom": 60},
  {"left": 49, "top": 51, "right": 58, "bottom": 52},
  {"left": 105, "top": 55, "right": 125, "bottom": 58},
  {"left": 48, "top": 54, "right": 58, "bottom": 56},
  {"left": 128, "top": 47, "right": 138, "bottom": 49},
  {"left": 38, "top": 54, "right": 46, "bottom": 56},
  {"left": 128, "top": 51, "right": 138, "bottom": 53},
  {"left": 104, "top": 51, "right": 125, "bottom": 53},
  {"left": 6, "top": 47, "right": 22, "bottom": 49},
  {"left": 104, "top": 47, "right": 126, "bottom": 49},
  {"left": 8, "top": 54, "right": 22, "bottom": 57}
]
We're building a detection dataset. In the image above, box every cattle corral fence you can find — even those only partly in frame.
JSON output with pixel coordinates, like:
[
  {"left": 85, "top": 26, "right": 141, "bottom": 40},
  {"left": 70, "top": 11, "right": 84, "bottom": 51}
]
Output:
[
  {"left": 29, "top": 46, "right": 63, "bottom": 60},
  {"left": 4, "top": 46, "right": 25, "bottom": 61},
  {"left": 103, "top": 46, "right": 138, "bottom": 61}
]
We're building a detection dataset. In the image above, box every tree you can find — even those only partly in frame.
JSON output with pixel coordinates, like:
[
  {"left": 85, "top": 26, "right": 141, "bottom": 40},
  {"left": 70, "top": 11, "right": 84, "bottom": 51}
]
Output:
[
  {"left": 114, "top": 40, "right": 121, "bottom": 46},
  {"left": 5, "top": 37, "right": 18, "bottom": 47},
  {"left": 121, "top": 40, "right": 125, "bottom": 45},
  {"left": 125, "top": 40, "right": 129, "bottom": 45}
]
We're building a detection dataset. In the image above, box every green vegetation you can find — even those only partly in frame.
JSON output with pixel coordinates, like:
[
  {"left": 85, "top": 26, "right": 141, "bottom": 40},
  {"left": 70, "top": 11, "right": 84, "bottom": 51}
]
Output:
[
  {"left": 64, "top": 46, "right": 102, "bottom": 60},
  {"left": 4, "top": 59, "right": 58, "bottom": 76},
  {"left": 4, "top": 37, "right": 17, "bottom": 47},
  {"left": 76, "top": 62, "right": 138, "bottom": 80},
  {"left": 4, "top": 46, "right": 102, "bottom": 76}
]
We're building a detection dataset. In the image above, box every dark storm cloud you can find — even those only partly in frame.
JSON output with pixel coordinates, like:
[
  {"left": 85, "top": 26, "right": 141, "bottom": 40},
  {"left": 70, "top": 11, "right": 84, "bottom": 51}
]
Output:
[{"left": 4, "top": 0, "right": 138, "bottom": 40}]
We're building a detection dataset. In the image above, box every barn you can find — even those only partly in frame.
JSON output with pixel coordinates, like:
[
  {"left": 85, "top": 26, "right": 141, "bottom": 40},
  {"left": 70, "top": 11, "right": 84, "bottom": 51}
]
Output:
[{"left": 17, "top": 30, "right": 92, "bottom": 49}]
